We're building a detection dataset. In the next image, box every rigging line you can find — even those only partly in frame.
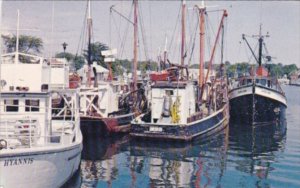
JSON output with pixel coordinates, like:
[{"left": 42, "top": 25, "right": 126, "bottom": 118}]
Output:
[
  {"left": 250, "top": 42, "right": 259, "bottom": 64},
  {"left": 119, "top": 3, "right": 133, "bottom": 60},
  {"left": 206, "top": 14, "right": 212, "bottom": 60},
  {"left": 168, "top": 3, "right": 181, "bottom": 53},
  {"left": 171, "top": 25, "right": 180, "bottom": 63},
  {"left": 76, "top": 1, "right": 88, "bottom": 56},
  {"left": 111, "top": 13, "right": 122, "bottom": 50},
  {"left": 206, "top": 12, "right": 225, "bottom": 65},
  {"left": 187, "top": 14, "right": 199, "bottom": 66},
  {"left": 50, "top": 1, "right": 54, "bottom": 59},
  {"left": 224, "top": 18, "right": 228, "bottom": 62},
  {"left": 148, "top": 0, "right": 153, "bottom": 60},
  {"left": 237, "top": 40, "right": 242, "bottom": 63},
  {"left": 186, "top": 7, "right": 194, "bottom": 59},
  {"left": 109, "top": 6, "right": 112, "bottom": 49},
  {"left": 138, "top": 3, "right": 149, "bottom": 61},
  {"left": 215, "top": 19, "right": 227, "bottom": 64},
  {"left": 242, "top": 41, "right": 251, "bottom": 63},
  {"left": 220, "top": 23, "right": 225, "bottom": 64},
  {"left": 170, "top": 4, "right": 183, "bottom": 62}
]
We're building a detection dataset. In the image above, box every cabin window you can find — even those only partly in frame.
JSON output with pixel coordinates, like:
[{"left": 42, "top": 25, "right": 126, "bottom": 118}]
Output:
[
  {"left": 260, "top": 79, "right": 267, "bottom": 86},
  {"left": 165, "top": 90, "right": 174, "bottom": 96},
  {"left": 256, "top": 79, "right": 259, "bottom": 84},
  {"left": 247, "top": 79, "right": 252, "bottom": 85},
  {"left": 25, "top": 99, "right": 40, "bottom": 112},
  {"left": 113, "top": 85, "right": 119, "bottom": 93},
  {"left": 241, "top": 79, "right": 246, "bottom": 86},
  {"left": 267, "top": 80, "right": 271, "bottom": 87},
  {"left": 4, "top": 99, "right": 19, "bottom": 112}
]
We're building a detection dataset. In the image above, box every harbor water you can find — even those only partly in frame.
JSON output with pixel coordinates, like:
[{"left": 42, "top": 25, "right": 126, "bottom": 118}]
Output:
[{"left": 63, "top": 85, "right": 300, "bottom": 188}]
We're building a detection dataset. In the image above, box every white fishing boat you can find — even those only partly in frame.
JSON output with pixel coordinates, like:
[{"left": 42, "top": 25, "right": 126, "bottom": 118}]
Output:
[
  {"left": 0, "top": 11, "right": 82, "bottom": 188},
  {"left": 131, "top": 2, "right": 229, "bottom": 141},
  {"left": 78, "top": 0, "right": 147, "bottom": 135}
]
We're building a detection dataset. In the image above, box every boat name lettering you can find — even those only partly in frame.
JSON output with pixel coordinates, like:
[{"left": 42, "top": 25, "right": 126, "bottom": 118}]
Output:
[
  {"left": 149, "top": 126, "right": 163, "bottom": 132},
  {"left": 3, "top": 158, "right": 34, "bottom": 166},
  {"left": 238, "top": 89, "right": 247, "bottom": 94},
  {"left": 261, "top": 90, "right": 271, "bottom": 94}
]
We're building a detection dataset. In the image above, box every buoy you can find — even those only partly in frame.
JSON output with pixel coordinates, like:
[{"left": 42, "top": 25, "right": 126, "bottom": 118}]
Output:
[{"left": 162, "top": 95, "right": 172, "bottom": 117}]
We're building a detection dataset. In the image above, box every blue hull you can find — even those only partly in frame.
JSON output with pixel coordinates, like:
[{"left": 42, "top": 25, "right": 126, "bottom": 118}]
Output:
[
  {"left": 131, "top": 104, "right": 229, "bottom": 141},
  {"left": 230, "top": 91, "right": 286, "bottom": 125}
]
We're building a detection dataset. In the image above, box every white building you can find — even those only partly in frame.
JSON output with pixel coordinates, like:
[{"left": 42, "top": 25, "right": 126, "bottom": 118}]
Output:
[{"left": 78, "top": 62, "right": 109, "bottom": 85}]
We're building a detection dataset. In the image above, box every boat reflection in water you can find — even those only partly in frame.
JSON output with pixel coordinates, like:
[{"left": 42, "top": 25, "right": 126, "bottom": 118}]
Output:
[
  {"left": 81, "top": 135, "right": 130, "bottom": 187},
  {"left": 130, "top": 126, "right": 230, "bottom": 188},
  {"left": 62, "top": 135, "right": 130, "bottom": 188},
  {"left": 228, "top": 120, "right": 287, "bottom": 185},
  {"left": 63, "top": 119, "right": 286, "bottom": 187},
  {"left": 64, "top": 126, "right": 229, "bottom": 188}
]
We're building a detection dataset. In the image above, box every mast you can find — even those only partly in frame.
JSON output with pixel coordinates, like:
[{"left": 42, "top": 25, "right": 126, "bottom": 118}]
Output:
[
  {"left": 198, "top": 2, "right": 205, "bottom": 88},
  {"left": 133, "top": 0, "right": 138, "bottom": 91},
  {"left": 181, "top": 0, "right": 186, "bottom": 69},
  {"left": 87, "top": 0, "right": 92, "bottom": 87},
  {"left": 203, "top": 10, "right": 227, "bottom": 86},
  {"left": 163, "top": 36, "right": 168, "bottom": 69},
  {"left": 258, "top": 25, "right": 263, "bottom": 66},
  {"left": 15, "top": 9, "right": 20, "bottom": 64}
]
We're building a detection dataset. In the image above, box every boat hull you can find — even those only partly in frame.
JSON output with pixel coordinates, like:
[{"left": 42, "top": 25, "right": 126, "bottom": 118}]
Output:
[
  {"left": 80, "top": 113, "right": 135, "bottom": 135},
  {"left": 0, "top": 143, "right": 82, "bottom": 188},
  {"left": 229, "top": 85, "right": 287, "bottom": 125},
  {"left": 130, "top": 104, "right": 229, "bottom": 141}
]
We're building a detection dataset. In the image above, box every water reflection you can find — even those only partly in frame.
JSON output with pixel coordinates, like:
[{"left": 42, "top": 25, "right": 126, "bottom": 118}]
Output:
[
  {"left": 81, "top": 135, "right": 130, "bottom": 188},
  {"left": 129, "top": 126, "right": 229, "bottom": 188},
  {"left": 61, "top": 86, "right": 299, "bottom": 188},
  {"left": 228, "top": 121, "right": 287, "bottom": 186}
]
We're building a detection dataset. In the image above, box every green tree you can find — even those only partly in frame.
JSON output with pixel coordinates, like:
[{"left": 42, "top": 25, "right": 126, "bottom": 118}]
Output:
[
  {"left": 55, "top": 52, "right": 75, "bottom": 62},
  {"left": 83, "top": 42, "right": 109, "bottom": 67},
  {"left": 268, "top": 63, "right": 283, "bottom": 77},
  {"left": 226, "top": 64, "right": 238, "bottom": 77},
  {"left": 73, "top": 55, "right": 86, "bottom": 70},
  {"left": 2, "top": 34, "right": 43, "bottom": 54},
  {"left": 283, "top": 64, "right": 298, "bottom": 76},
  {"left": 55, "top": 52, "right": 85, "bottom": 70}
]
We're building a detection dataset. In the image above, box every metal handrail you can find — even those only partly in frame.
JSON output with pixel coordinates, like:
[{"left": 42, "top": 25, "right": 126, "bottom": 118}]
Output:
[
  {"left": 235, "top": 76, "right": 284, "bottom": 94},
  {"left": 0, "top": 118, "right": 76, "bottom": 149}
]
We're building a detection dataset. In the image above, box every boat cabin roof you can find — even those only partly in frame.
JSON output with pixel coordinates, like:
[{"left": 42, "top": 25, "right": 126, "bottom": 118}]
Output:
[
  {"left": 151, "top": 81, "right": 194, "bottom": 89},
  {"left": 0, "top": 92, "right": 49, "bottom": 98}
]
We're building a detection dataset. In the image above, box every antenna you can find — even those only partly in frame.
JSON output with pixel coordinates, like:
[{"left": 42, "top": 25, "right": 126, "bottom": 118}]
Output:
[
  {"left": 164, "top": 35, "right": 168, "bottom": 52},
  {"left": 50, "top": 1, "right": 55, "bottom": 59},
  {"left": 201, "top": 0, "right": 205, "bottom": 8},
  {"left": 88, "top": 0, "right": 91, "bottom": 19},
  {"left": 163, "top": 35, "right": 168, "bottom": 66},
  {"left": 15, "top": 10, "right": 20, "bottom": 64}
]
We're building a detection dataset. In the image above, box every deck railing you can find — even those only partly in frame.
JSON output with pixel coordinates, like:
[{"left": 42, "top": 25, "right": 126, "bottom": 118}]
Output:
[
  {"left": 0, "top": 90, "right": 80, "bottom": 150},
  {"left": 232, "top": 76, "right": 284, "bottom": 94},
  {"left": 0, "top": 117, "right": 77, "bottom": 149}
]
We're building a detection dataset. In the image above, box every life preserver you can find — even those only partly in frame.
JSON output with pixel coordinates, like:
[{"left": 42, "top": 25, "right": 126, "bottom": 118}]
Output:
[{"left": 0, "top": 139, "right": 7, "bottom": 150}]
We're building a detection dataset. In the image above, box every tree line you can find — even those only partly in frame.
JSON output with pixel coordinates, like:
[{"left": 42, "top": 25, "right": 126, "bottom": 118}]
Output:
[
  {"left": 2, "top": 34, "right": 298, "bottom": 78},
  {"left": 225, "top": 62, "right": 298, "bottom": 78}
]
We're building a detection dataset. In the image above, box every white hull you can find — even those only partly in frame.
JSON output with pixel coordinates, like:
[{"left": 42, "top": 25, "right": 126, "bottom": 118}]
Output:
[
  {"left": 229, "top": 85, "right": 287, "bottom": 106},
  {"left": 0, "top": 141, "right": 82, "bottom": 188}
]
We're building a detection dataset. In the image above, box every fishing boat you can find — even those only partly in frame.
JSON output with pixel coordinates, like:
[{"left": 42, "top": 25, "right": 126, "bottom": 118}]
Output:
[
  {"left": 78, "top": 0, "right": 147, "bottom": 135},
  {"left": 0, "top": 10, "right": 82, "bottom": 187},
  {"left": 130, "top": 2, "right": 229, "bottom": 141},
  {"left": 229, "top": 27, "right": 287, "bottom": 125}
]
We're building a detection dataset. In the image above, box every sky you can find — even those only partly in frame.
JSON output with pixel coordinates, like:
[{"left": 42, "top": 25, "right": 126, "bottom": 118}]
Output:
[{"left": 1, "top": 1, "right": 299, "bottom": 66}]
